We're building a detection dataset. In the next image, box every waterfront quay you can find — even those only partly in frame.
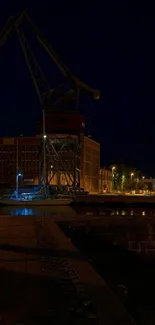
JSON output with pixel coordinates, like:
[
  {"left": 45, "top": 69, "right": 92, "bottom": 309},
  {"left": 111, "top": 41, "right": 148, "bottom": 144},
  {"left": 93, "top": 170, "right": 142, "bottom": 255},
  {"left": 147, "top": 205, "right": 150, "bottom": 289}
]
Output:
[
  {"left": 72, "top": 194, "right": 155, "bottom": 206},
  {"left": 0, "top": 214, "right": 135, "bottom": 325}
]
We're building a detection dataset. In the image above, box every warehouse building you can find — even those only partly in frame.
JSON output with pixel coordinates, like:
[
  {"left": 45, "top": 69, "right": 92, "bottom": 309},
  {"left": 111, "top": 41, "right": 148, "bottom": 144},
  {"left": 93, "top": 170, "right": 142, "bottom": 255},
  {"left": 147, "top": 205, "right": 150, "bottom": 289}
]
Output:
[
  {"left": 81, "top": 136, "right": 100, "bottom": 193},
  {"left": 0, "top": 111, "right": 100, "bottom": 193},
  {"left": 0, "top": 135, "right": 100, "bottom": 193}
]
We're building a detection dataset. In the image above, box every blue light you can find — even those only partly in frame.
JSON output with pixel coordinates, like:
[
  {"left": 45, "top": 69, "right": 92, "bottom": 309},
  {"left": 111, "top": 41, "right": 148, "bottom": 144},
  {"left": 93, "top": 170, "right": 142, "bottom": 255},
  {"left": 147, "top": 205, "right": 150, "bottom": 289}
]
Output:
[{"left": 18, "top": 173, "right": 22, "bottom": 176}]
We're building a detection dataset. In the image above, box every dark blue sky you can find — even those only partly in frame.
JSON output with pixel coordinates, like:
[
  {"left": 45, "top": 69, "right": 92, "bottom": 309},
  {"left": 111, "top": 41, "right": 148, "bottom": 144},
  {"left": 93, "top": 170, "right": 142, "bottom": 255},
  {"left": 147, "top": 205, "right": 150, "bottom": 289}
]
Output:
[{"left": 0, "top": 1, "right": 154, "bottom": 175}]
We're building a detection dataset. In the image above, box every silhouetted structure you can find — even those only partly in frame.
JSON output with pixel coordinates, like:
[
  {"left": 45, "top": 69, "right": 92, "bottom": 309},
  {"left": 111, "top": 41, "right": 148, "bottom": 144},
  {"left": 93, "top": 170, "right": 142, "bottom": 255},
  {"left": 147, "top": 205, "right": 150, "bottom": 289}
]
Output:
[{"left": 0, "top": 135, "right": 100, "bottom": 193}]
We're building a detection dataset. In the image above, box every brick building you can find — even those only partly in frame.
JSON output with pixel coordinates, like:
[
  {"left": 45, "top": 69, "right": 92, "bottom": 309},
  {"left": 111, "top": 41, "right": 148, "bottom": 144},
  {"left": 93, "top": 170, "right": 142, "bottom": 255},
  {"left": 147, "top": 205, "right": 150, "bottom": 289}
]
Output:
[
  {"left": 81, "top": 136, "right": 100, "bottom": 193},
  {"left": 0, "top": 137, "right": 40, "bottom": 186},
  {"left": 0, "top": 135, "right": 100, "bottom": 193}
]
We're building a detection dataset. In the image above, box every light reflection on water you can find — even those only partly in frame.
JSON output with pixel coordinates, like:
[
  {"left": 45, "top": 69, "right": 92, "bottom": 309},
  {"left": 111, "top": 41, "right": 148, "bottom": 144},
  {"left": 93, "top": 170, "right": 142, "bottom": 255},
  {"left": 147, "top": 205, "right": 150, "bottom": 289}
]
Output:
[
  {"left": 0, "top": 206, "right": 154, "bottom": 218},
  {"left": 10, "top": 208, "right": 34, "bottom": 216},
  {"left": 0, "top": 206, "right": 76, "bottom": 218},
  {"left": 1, "top": 205, "right": 155, "bottom": 256}
]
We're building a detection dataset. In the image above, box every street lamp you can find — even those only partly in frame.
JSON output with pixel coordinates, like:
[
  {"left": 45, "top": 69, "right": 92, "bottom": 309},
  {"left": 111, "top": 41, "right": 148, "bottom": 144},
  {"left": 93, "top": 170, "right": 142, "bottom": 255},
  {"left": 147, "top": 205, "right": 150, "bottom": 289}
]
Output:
[
  {"left": 130, "top": 172, "right": 134, "bottom": 189},
  {"left": 16, "top": 172, "right": 22, "bottom": 199},
  {"left": 112, "top": 166, "right": 115, "bottom": 192},
  {"left": 50, "top": 165, "right": 53, "bottom": 178},
  {"left": 142, "top": 176, "right": 145, "bottom": 192}
]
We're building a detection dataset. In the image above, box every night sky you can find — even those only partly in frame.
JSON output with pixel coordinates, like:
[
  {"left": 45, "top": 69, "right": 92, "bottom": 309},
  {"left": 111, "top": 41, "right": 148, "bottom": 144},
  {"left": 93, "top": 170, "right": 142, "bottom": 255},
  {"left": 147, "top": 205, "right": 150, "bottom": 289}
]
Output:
[{"left": 0, "top": 1, "right": 154, "bottom": 175}]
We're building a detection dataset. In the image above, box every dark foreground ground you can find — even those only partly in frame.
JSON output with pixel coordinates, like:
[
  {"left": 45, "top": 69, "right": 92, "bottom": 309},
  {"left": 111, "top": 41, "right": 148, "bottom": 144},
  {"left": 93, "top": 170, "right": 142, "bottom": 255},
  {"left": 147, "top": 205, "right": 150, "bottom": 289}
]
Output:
[
  {"left": 59, "top": 222, "right": 155, "bottom": 325},
  {"left": 0, "top": 215, "right": 136, "bottom": 325}
]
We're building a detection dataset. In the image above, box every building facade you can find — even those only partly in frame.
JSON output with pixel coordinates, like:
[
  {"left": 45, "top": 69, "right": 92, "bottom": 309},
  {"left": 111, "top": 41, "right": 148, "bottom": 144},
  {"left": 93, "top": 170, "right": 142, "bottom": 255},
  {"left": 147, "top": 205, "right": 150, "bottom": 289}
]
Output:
[
  {"left": 0, "top": 137, "right": 40, "bottom": 186},
  {"left": 0, "top": 135, "right": 100, "bottom": 192},
  {"left": 99, "top": 168, "right": 112, "bottom": 193},
  {"left": 80, "top": 136, "right": 100, "bottom": 193},
  {"left": 139, "top": 178, "right": 153, "bottom": 191}
]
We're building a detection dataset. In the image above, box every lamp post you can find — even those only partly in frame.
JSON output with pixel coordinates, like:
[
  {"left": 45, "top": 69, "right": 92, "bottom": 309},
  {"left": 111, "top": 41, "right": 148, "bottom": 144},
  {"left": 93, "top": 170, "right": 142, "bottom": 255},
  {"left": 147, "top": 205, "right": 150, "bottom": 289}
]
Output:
[
  {"left": 16, "top": 173, "right": 22, "bottom": 199},
  {"left": 130, "top": 172, "right": 134, "bottom": 190},
  {"left": 112, "top": 166, "right": 115, "bottom": 192},
  {"left": 142, "top": 176, "right": 145, "bottom": 192},
  {"left": 43, "top": 108, "right": 47, "bottom": 197}
]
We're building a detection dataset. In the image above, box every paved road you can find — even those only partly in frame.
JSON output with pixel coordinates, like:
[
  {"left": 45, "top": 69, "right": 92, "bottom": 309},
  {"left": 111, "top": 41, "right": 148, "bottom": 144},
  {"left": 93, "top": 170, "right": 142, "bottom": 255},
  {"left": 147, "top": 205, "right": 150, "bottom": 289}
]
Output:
[{"left": 0, "top": 215, "right": 136, "bottom": 325}]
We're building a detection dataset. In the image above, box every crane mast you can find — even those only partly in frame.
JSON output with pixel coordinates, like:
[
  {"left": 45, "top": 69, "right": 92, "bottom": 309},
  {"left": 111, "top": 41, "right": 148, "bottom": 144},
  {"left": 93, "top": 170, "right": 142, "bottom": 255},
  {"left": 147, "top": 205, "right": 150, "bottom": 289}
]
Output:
[
  {"left": 0, "top": 11, "right": 101, "bottom": 103},
  {"left": 0, "top": 12, "right": 100, "bottom": 189}
]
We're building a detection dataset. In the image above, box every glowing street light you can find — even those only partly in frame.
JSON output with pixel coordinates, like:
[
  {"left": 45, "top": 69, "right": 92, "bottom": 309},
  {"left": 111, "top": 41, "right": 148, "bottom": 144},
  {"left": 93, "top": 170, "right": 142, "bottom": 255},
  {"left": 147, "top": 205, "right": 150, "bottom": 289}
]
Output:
[
  {"left": 112, "top": 166, "right": 116, "bottom": 192},
  {"left": 112, "top": 166, "right": 116, "bottom": 178},
  {"left": 130, "top": 172, "right": 134, "bottom": 188},
  {"left": 16, "top": 172, "right": 22, "bottom": 199},
  {"left": 130, "top": 172, "right": 134, "bottom": 180}
]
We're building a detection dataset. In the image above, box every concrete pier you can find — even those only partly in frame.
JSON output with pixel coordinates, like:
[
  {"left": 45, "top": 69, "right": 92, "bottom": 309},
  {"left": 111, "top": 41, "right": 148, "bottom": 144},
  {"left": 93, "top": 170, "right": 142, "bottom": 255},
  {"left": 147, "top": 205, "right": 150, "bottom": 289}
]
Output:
[{"left": 0, "top": 215, "right": 136, "bottom": 324}]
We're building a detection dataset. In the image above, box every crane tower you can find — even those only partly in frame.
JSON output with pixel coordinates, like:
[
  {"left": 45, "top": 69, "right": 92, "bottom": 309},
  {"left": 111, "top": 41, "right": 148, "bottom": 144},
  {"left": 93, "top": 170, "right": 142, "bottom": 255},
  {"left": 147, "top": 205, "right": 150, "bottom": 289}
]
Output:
[{"left": 0, "top": 12, "right": 100, "bottom": 188}]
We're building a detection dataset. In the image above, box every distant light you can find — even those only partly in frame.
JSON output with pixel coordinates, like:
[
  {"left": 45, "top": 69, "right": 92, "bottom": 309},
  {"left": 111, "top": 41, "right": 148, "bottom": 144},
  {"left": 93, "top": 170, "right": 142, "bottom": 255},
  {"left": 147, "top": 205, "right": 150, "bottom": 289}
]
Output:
[
  {"left": 51, "top": 165, "right": 53, "bottom": 169},
  {"left": 112, "top": 166, "right": 115, "bottom": 171},
  {"left": 93, "top": 89, "right": 101, "bottom": 100},
  {"left": 43, "top": 134, "right": 47, "bottom": 139},
  {"left": 142, "top": 176, "right": 145, "bottom": 179},
  {"left": 131, "top": 173, "right": 134, "bottom": 176},
  {"left": 18, "top": 173, "right": 22, "bottom": 177}
]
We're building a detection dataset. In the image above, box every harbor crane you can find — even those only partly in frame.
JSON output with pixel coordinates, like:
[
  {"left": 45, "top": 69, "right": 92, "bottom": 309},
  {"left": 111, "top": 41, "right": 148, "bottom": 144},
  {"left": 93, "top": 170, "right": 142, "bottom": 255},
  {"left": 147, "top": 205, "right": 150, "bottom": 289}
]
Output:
[{"left": 0, "top": 11, "right": 100, "bottom": 189}]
